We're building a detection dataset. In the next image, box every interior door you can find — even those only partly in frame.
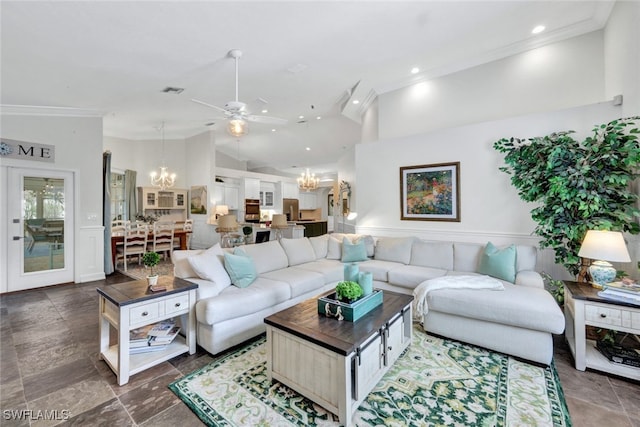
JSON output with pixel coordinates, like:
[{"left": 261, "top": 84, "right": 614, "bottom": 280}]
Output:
[{"left": 7, "top": 167, "right": 74, "bottom": 291}]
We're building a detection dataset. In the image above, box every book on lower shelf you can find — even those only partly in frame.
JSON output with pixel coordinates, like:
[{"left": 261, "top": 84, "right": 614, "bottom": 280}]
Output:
[
  {"left": 129, "top": 320, "right": 179, "bottom": 353},
  {"left": 596, "top": 341, "right": 640, "bottom": 368},
  {"left": 130, "top": 344, "right": 168, "bottom": 354}
]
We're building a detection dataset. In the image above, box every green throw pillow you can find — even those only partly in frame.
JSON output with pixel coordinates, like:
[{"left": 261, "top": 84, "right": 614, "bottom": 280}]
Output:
[
  {"left": 477, "top": 242, "right": 517, "bottom": 283},
  {"left": 342, "top": 237, "right": 368, "bottom": 263},
  {"left": 223, "top": 248, "right": 257, "bottom": 288}
]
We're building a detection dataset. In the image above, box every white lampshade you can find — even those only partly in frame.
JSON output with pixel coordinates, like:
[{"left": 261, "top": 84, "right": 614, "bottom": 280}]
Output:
[
  {"left": 271, "top": 214, "right": 288, "bottom": 229},
  {"left": 578, "top": 230, "right": 631, "bottom": 287},
  {"left": 216, "top": 214, "right": 239, "bottom": 232},
  {"left": 215, "top": 205, "right": 229, "bottom": 216},
  {"left": 578, "top": 230, "right": 631, "bottom": 262}
]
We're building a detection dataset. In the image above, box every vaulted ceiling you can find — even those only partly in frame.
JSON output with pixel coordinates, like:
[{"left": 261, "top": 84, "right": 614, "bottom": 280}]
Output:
[{"left": 1, "top": 1, "right": 614, "bottom": 176}]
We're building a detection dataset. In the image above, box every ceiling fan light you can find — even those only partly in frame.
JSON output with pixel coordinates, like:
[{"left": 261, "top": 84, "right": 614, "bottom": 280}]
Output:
[{"left": 228, "top": 118, "right": 248, "bottom": 137}]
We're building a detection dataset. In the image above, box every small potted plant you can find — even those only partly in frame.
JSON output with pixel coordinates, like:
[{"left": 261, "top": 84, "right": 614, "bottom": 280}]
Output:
[
  {"left": 335, "top": 281, "right": 363, "bottom": 304},
  {"left": 242, "top": 226, "right": 253, "bottom": 244},
  {"left": 142, "top": 251, "right": 161, "bottom": 287}
]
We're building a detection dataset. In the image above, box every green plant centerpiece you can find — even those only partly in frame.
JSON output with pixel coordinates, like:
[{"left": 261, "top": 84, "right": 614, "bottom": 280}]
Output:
[
  {"left": 142, "top": 251, "right": 161, "bottom": 286},
  {"left": 242, "top": 225, "right": 253, "bottom": 244},
  {"left": 493, "top": 117, "right": 640, "bottom": 277},
  {"left": 335, "top": 281, "right": 363, "bottom": 303}
]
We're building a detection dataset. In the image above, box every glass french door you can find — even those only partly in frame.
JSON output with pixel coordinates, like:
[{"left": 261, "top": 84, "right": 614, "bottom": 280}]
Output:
[{"left": 7, "top": 168, "right": 74, "bottom": 291}]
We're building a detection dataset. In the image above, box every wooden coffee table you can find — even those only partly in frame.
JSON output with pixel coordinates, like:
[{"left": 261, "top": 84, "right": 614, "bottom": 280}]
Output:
[{"left": 264, "top": 290, "right": 413, "bottom": 427}]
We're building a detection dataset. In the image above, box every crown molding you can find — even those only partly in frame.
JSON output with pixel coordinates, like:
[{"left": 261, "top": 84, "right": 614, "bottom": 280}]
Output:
[{"left": 0, "top": 104, "right": 103, "bottom": 117}]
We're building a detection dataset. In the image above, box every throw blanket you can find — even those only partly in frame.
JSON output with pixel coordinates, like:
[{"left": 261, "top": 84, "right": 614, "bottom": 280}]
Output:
[{"left": 413, "top": 275, "right": 504, "bottom": 319}]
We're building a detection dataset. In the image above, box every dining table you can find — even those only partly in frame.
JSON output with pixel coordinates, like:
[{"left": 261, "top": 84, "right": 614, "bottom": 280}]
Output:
[{"left": 110, "top": 229, "right": 191, "bottom": 268}]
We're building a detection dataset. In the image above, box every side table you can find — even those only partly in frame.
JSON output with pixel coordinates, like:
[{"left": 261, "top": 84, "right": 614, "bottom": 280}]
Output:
[
  {"left": 563, "top": 281, "right": 639, "bottom": 380},
  {"left": 97, "top": 276, "right": 198, "bottom": 385}
]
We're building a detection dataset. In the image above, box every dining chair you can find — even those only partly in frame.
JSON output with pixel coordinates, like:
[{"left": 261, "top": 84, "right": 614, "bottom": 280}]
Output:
[
  {"left": 115, "top": 223, "right": 148, "bottom": 272},
  {"left": 150, "top": 221, "right": 175, "bottom": 260},
  {"left": 174, "top": 218, "right": 193, "bottom": 250}
]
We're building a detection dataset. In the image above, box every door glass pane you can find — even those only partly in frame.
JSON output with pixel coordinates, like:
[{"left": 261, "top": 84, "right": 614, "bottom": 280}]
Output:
[
  {"left": 23, "top": 176, "right": 65, "bottom": 273},
  {"left": 110, "top": 172, "right": 126, "bottom": 221}
]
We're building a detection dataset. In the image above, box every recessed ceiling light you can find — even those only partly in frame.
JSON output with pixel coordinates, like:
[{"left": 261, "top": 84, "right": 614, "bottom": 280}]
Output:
[
  {"left": 299, "top": 115, "right": 305, "bottom": 119},
  {"left": 411, "top": 67, "right": 420, "bottom": 74},
  {"left": 532, "top": 25, "right": 545, "bottom": 34},
  {"left": 271, "top": 129, "right": 276, "bottom": 132},
  {"left": 316, "top": 116, "right": 322, "bottom": 120},
  {"left": 262, "top": 109, "right": 268, "bottom": 113},
  {"left": 305, "top": 147, "right": 311, "bottom": 151},
  {"left": 352, "top": 100, "right": 360, "bottom": 105}
]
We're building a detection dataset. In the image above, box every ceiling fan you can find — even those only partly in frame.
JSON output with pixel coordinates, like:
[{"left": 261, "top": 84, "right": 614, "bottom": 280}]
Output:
[{"left": 192, "top": 49, "right": 287, "bottom": 137}]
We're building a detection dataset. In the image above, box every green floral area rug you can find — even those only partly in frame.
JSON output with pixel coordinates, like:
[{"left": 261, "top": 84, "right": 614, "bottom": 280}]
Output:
[{"left": 169, "top": 324, "right": 572, "bottom": 426}]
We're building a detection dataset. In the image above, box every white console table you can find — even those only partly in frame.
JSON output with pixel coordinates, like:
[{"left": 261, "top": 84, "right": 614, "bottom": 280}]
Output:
[
  {"left": 97, "top": 276, "right": 198, "bottom": 385},
  {"left": 564, "top": 281, "right": 639, "bottom": 380}
]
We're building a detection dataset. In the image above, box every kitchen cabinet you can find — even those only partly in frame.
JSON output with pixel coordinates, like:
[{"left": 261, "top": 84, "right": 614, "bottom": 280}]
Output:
[
  {"left": 243, "top": 178, "right": 260, "bottom": 200},
  {"left": 297, "top": 221, "right": 327, "bottom": 237},
  {"left": 260, "top": 190, "right": 274, "bottom": 207},
  {"left": 282, "top": 182, "right": 299, "bottom": 199},
  {"left": 137, "top": 187, "right": 188, "bottom": 220},
  {"left": 260, "top": 182, "right": 276, "bottom": 207},
  {"left": 299, "top": 192, "right": 316, "bottom": 209},
  {"left": 213, "top": 184, "right": 240, "bottom": 210}
]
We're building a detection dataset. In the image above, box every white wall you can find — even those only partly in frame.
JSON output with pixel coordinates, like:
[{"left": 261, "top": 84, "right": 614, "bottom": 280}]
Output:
[
  {"left": 378, "top": 31, "right": 605, "bottom": 140},
  {"left": 356, "top": 102, "right": 634, "bottom": 279},
  {"left": 604, "top": 0, "right": 640, "bottom": 116},
  {"left": 185, "top": 130, "right": 219, "bottom": 249},
  {"left": 0, "top": 112, "right": 105, "bottom": 289},
  {"left": 104, "top": 135, "right": 188, "bottom": 190}
]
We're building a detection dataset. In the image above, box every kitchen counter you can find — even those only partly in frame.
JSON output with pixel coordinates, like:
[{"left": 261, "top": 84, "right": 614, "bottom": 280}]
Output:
[{"left": 294, "top": 220, "right": 327, "bottom": 237}]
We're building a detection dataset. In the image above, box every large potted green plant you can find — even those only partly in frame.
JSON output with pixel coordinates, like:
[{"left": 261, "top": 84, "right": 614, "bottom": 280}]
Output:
[{"left": 493, "top": 117, "right": 640, "bottom": 277}]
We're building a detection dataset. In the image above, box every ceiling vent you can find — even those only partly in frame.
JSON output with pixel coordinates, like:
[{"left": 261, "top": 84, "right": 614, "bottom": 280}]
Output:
[{"left": 161, "top": 87, "right": 185, "bottom": 94}]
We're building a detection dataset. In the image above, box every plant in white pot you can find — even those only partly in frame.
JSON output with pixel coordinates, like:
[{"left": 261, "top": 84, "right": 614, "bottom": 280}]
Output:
[{"left": 142, "top": 251, "right": 161, "bottom": 287}]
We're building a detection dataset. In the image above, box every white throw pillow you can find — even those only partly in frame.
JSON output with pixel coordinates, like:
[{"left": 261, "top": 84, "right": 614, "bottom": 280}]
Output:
[
  {"left": 187, "top": 243, "right": 232, "bottom": 287},
  {"left": 309, "top": 235, "right": 329, "bottom": 259},
  {"left": 279, "top": 238, "right": 316, "bottom": 266},
  {"left": 172, "top": 249, "right": 203, "bottom": 278},
  {"left": 326, "top": 236, "right": 342, "bottom": 260}
]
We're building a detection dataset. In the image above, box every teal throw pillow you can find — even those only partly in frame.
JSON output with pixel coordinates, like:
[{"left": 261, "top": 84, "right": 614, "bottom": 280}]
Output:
[
  {"left": 223, "top": 248, "right": 257, "bottom": 288},
  {"left": 477, "top": 242, "right": 517, "bottom": 283},
  {"left": 342, "top": 237, "right": 368, "bottom": 263}
]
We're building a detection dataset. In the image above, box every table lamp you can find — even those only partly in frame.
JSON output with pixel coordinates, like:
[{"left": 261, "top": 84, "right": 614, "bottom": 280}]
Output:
[
  {"left": 270, "top": 214, "right": 288, "bottom": 240},
  {"left": 577, "top": 230, "right": 631, "bottom": 288},
  {"left": 216, "top": 214, "right": 239, "bottom": 248}
]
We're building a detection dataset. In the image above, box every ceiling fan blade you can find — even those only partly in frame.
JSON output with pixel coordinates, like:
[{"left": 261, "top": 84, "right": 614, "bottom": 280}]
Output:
[
  {"left": 246, "top": 114, "right": 288, "bottom": 125},
  {"left": 191, "top": 98, "right": 228, "bottom": 114}
]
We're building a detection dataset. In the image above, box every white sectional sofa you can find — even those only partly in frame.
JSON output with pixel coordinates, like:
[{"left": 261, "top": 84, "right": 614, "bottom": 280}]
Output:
[{"left": 172, "top": 233, "right": 565, "bottom": 364}]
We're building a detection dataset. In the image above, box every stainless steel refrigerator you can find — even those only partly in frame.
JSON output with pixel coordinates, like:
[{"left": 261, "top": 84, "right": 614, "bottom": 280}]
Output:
[{"left": 283, "top": 198, "right": 299, "bottom": 221}]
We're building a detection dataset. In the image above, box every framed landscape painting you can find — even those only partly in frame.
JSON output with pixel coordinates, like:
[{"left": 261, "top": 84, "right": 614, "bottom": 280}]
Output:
[{"left": 400, "top": 162, "right": 460, "bottom": 222}]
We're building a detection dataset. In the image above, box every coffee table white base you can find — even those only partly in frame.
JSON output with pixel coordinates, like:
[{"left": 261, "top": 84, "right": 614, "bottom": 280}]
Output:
[{"left": 265, "top": 306, "right": 412, "bottom": 427}]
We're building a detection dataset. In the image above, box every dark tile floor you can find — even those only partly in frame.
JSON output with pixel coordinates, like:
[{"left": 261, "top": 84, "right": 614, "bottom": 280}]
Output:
[{"left": 1, "top": 272, "right": 639, "bottom": 426}]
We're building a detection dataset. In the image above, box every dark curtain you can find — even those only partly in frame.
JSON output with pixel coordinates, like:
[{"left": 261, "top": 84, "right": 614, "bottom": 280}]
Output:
[
  {"left": 125, "top": 169, "right": 137, "bottom": 221},
  {"left": 103, "top": 151, "right": 114, "bottom": 274}
]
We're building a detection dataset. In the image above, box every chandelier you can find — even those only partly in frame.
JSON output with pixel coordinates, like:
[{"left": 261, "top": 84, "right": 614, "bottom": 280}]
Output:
[
  {"left": 297, "top": 168, "right": 319, "bottom": 192},
  {"left": 150, "top": 122, "right": 176, "bottom": 190}
]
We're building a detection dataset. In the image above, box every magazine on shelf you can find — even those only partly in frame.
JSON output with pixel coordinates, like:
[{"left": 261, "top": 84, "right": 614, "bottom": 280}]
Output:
[
  {"left": 146, "top": 320, "right": 176, "bottom": 337},
  {"left": 596, "top": 341, "right": 640, "bottom": 368},
  {"left": 147, "top": 326, "right": 180, "bottom": 346},
  {"left": 598, "top": 288, "right": 640, "bottom": 306},
  {"left": 130, "top": 344, "right": 167, "bottom": 354}
]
